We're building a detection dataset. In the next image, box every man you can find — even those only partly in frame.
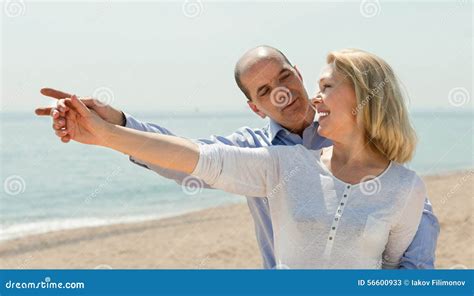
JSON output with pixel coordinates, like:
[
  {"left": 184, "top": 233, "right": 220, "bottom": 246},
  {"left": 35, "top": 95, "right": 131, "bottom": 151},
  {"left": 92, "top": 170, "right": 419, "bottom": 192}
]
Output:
[{"left": 35, "top": 45, "right": 439, "bottom": 269}]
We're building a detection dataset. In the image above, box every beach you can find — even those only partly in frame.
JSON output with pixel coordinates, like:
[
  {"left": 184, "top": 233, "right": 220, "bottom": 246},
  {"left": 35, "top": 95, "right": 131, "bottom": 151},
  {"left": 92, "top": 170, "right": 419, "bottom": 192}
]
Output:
[{"left": 0, "top": 170, "right": 472, "bottom": 269}]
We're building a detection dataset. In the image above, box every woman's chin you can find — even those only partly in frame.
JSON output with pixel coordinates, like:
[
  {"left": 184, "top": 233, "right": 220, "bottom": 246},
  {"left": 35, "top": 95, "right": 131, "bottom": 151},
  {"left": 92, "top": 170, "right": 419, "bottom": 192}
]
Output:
[{"left": 317, "top": 125, "right": 329, "bottom": 138}]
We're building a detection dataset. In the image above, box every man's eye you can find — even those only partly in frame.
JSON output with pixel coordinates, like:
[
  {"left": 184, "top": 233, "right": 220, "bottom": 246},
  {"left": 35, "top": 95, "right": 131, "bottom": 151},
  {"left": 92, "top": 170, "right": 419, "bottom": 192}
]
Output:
[
  {"left": 280, "top": 73, "right": 290, "bottom": 81},
  {"left": 259, "top": 88, "right": 269, "bottom": 97},
  {"left": 323, "top": 84, "right": 331, "bottom": 88}
]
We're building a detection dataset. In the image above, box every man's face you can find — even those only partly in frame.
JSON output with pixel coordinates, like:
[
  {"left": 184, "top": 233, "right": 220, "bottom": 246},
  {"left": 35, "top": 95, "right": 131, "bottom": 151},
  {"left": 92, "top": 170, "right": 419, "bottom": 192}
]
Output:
[{"left": 240, "top": 57, "right": 313, "bottom": 131}]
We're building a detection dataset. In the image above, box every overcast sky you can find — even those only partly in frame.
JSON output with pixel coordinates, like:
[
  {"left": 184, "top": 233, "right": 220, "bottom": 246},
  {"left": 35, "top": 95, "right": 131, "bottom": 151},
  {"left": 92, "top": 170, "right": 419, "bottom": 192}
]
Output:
[{"left": 2, "top": 0, "right": 472, "bottom": 113}]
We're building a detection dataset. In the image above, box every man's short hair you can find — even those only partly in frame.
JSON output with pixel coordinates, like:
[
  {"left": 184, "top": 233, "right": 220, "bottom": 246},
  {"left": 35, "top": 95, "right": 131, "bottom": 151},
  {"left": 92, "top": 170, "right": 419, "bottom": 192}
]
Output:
[{"left": 234, "top": 45, "right": 292, "bottom": 101}]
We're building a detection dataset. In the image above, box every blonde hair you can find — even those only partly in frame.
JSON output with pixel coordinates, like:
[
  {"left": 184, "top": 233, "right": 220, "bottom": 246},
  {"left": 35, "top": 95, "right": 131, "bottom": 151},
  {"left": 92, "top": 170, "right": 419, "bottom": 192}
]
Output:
[{"left": 327, "top": 49, "right": 417, "bottom": 163}]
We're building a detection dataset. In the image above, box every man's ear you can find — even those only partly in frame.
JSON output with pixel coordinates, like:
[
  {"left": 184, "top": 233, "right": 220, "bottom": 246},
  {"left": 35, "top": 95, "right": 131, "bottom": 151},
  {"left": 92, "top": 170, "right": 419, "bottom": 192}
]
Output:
[
  {"left": 247, "top": 101, "right": 267, "bottom": 119},
  {"left": 294, "top": 65, "right": 303, "bottom": 81}
]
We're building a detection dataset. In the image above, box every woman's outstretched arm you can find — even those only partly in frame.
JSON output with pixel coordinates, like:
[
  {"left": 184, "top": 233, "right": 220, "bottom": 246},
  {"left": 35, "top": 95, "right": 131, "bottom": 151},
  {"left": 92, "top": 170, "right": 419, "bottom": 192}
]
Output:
[
  {"left": 103, "top": 125, "right": 199, "bottom": 174},
  {"left": 57, "top": 95, "right": 276, "bottom": 197},
  {"left": 59, "top": 95, "right": 199, "bottom": 174},
  {"left": 104, "top": 127, "right": 275, "bottom": 197}
]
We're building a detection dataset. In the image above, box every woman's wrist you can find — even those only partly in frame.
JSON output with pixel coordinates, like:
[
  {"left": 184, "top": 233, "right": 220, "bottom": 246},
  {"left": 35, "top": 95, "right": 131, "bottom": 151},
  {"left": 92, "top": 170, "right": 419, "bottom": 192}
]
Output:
[{"left": 96, "top": 121, "right": 119, "bottom": 147}]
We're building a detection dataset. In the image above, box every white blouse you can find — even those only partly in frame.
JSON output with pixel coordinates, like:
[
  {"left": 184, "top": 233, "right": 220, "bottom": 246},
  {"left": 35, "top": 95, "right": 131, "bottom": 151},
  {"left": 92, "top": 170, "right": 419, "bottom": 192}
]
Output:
[{"left": 191, "top": 144, "right": 426, "bottom": 269}]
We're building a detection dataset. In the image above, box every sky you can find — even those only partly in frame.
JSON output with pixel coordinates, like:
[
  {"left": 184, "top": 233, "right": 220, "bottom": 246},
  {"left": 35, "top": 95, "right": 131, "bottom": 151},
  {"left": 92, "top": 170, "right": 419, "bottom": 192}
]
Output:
[{"left": 1, "top": 0, "right": 472, "bottom": 114}]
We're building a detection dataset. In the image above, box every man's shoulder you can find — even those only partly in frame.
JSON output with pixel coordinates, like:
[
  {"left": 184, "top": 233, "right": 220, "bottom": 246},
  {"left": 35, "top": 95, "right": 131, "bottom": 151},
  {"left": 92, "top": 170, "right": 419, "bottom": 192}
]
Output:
[{"left": 224, "top": 125, "right": 272, "bottom": 148}]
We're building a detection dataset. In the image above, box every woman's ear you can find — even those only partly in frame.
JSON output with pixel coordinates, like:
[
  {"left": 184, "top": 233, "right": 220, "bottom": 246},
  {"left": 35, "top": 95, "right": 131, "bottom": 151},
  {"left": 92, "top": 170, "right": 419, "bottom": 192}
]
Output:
[
  {"left": 247, "top": 101, "right": 267, "bottom": 119},
  {"left": 294, "top": 65, "right": 303, "bottom": 81}
]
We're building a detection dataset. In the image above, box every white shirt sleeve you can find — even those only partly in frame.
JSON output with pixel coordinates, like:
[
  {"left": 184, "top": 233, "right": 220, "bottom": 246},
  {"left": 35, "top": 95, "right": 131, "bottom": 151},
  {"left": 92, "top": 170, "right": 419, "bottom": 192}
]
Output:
[
  {"left": 382, "top": 174, "right": 427, "bottom": 269},
  {"left": 191, "top": 144, "right": 279, "bottom": 198}
]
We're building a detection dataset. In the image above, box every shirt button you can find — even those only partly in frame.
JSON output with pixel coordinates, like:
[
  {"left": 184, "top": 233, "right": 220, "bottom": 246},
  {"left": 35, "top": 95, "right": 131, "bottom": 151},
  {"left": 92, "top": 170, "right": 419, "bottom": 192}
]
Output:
[
  {"left": 347, "top": 185, "right": 350, "bottom": 189},
  {"left": 343, "top": 194, "right": 347, "bottom": 197},
  {"left": 329, "top": 237, "right": 333, "bottom": 240},
  {"left": 338, "top": 210, "right": 341, "bottom": 213},
  {"left": 332, "top": 227, "right": 336, "bottom": 230},
  {"left": 341, "top": 203, "right": 344, "bottom": 206},
  {"left": 335, "top": 218, "right": 339, "bottom": 221}
]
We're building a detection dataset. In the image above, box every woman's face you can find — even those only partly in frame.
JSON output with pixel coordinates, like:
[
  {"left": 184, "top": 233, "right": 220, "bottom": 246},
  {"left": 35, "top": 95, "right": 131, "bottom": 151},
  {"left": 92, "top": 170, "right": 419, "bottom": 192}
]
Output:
[{"left": 313, "top": 64, "right": 359, "bottom": 141}]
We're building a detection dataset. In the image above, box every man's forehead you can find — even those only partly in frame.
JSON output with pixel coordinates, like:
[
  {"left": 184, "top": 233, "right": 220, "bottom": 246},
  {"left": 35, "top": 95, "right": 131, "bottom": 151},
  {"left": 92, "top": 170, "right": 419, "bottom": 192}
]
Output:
[{"left": 240, "top": 57, "right": 286, "bottom": 85}]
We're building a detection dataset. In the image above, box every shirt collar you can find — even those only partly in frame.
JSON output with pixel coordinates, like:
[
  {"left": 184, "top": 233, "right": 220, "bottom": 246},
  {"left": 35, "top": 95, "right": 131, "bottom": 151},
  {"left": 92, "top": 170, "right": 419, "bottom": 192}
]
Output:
[
  {"left": 267, "top": 119, "right": 287, "bottom": 142},
  {"left": 267, "top": 118, "right": 320, "bottom": 142}
]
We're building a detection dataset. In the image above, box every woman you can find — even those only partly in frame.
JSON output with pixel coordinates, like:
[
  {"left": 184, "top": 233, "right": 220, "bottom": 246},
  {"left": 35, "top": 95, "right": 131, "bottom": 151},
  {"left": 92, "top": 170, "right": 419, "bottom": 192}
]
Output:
[{"left": 52, "top": 49, "right": 425, "bottom": 269}]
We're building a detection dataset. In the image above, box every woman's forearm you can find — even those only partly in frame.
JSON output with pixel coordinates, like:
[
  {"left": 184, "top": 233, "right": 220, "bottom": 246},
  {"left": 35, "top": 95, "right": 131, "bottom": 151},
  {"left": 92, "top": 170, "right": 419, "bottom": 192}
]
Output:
[{"left": 101, "top": 124, "right": 200, "bottom": 174}]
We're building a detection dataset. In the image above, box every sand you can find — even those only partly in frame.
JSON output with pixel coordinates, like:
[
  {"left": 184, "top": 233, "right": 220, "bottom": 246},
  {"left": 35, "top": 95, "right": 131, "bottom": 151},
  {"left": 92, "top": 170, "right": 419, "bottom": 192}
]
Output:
[{"left": 0, "top": 170, "right": 472, "bottom": 269}]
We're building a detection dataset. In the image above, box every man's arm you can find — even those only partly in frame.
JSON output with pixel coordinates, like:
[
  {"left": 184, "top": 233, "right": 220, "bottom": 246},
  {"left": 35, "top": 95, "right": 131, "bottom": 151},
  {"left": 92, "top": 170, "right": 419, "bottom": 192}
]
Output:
[{"left": 399, "top": 197, "right": 440, "bottom": 269}]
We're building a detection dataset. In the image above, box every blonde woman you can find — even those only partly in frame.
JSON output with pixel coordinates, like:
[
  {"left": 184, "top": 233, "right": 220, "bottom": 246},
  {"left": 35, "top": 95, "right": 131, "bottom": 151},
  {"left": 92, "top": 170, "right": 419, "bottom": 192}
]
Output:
[{"left": 47, "top": 49, "right": 426, "bottom": 269}]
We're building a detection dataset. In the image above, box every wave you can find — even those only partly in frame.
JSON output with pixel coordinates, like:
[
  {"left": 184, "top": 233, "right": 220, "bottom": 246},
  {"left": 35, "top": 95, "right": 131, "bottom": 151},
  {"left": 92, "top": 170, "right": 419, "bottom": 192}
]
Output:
[{"left": 0, "top": 207, "right": 210, "bottom": 242}]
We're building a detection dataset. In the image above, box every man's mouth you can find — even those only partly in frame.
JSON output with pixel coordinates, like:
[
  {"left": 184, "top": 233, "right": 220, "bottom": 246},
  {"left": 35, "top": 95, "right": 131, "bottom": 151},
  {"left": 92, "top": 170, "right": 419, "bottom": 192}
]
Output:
[{"left": 282, "top": 98, "right": 297, "bottom": 111}]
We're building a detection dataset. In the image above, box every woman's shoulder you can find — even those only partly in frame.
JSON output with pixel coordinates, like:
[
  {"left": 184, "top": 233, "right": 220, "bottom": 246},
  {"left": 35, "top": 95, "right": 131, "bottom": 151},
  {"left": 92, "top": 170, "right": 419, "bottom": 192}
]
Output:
[
  {"left": 386, "top": 162, "right": 426, "bottom": 199},
  {"left": 387, "top": 162, "right": 421, "bottom": 180}
]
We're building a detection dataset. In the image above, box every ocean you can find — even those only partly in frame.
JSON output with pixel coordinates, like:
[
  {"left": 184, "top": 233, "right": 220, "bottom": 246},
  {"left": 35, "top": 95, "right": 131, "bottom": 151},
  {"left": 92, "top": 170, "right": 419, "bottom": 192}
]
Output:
[{"left": 1, "top": 111, "right": 472, "bottom": 241}]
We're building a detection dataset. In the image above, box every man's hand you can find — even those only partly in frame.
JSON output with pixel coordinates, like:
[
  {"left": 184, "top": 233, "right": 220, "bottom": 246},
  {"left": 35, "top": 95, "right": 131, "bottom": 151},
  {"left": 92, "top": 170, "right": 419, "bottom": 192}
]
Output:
[
  {"left": 35, "top": 88, "right": 126, "bottom": 126},
  {"left": 57, "top": 95, "right": 114, "bottom": 145}
]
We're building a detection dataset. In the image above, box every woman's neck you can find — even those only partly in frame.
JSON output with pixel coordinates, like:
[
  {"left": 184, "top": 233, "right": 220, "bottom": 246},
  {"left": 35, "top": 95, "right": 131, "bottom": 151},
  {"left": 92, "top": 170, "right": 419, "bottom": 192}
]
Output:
[{"left": 322, "top": 134, "right": 390, "bottom": 184}]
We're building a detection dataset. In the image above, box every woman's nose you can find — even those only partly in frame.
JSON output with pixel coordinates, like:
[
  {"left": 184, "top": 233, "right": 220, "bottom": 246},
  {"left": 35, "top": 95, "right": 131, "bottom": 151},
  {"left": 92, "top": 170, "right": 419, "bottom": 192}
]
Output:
[{"left": 311, "top": 95, "right": 322, "bottom": 106}]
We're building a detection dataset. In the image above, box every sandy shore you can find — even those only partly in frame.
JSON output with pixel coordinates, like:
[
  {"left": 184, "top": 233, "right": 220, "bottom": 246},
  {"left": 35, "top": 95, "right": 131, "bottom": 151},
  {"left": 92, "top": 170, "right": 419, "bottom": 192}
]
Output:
[{"left": 1, "top": 170, "right": 472, "bottom": 269}]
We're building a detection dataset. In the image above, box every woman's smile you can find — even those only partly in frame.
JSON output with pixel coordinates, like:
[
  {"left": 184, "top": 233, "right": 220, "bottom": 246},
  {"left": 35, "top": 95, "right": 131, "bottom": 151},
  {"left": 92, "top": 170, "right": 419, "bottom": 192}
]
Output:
[{"left": 317, "top": 108, "right": 331, "bottom": 123}]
